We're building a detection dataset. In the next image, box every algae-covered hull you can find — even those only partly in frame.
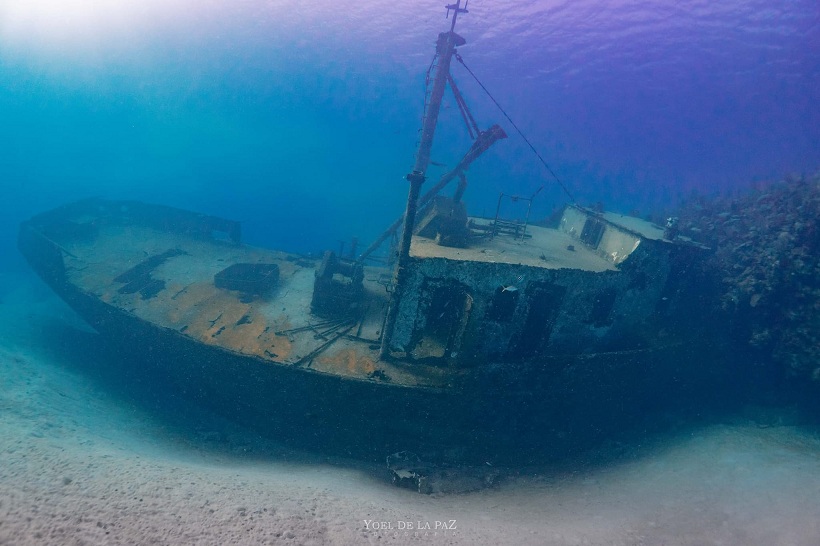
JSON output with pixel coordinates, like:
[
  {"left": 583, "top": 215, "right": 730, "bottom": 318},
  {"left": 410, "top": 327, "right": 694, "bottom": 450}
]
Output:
[{"left": 19, "top": 198, "right": 709, "bottom": 463}]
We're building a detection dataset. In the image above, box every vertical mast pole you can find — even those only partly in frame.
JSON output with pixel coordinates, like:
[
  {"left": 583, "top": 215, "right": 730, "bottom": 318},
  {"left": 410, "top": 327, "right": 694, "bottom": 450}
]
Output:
[{"left": 380, "top": 1, "right": 468, "bottom": 359}]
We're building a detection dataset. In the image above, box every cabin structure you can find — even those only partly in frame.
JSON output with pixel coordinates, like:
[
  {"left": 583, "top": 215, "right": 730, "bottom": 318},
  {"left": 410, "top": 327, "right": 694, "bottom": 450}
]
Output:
[{"left": 381, "top": 204, "right": 682, "bottom": 367}]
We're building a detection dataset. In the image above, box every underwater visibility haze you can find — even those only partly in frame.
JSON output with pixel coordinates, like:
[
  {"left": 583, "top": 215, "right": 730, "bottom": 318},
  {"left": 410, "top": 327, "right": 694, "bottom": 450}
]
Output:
[
  {"left": 1, "top": 0, "right": 818, "bottom": 260},
  {"left": 1, "top": 1, "right": 820, "bottom": 544}
]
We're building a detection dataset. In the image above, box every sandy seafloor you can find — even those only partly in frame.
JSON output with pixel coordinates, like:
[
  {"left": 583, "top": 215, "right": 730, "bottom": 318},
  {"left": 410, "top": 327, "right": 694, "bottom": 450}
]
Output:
[{"left": 2, "top": 271, "right": 820, "bottom": 546}]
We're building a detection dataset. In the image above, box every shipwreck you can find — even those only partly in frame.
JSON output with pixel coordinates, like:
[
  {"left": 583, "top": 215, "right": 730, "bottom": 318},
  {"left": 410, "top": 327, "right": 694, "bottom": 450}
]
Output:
[{"left": 19, "top": 2, "right": 708, "bottom": 463}]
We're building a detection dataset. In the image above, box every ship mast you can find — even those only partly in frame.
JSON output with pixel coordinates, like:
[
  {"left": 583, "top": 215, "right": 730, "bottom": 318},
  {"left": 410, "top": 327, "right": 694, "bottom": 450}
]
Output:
[{"left": 380, "top": 1, "right": 469, "bottom": 359}]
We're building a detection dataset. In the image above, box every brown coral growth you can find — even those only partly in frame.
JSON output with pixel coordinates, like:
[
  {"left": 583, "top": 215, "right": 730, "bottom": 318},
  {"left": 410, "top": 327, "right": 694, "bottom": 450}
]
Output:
[{"left": 676, "top": 171, "right": 820, "bottom": 383}]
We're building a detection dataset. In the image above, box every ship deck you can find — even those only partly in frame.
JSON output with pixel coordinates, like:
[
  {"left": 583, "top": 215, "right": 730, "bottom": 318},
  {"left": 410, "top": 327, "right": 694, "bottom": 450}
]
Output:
[
  {"left": 410, "top": 217, "right": 617, "bottom": 272},
  {"left": 45, "top": 217, "right": 459, "bottom": 390}
]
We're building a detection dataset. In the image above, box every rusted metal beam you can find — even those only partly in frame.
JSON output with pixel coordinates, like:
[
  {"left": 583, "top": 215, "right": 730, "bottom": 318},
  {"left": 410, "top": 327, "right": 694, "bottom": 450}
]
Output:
[{"left": 358, "top": 124, "right": 507, "bottom": 264}]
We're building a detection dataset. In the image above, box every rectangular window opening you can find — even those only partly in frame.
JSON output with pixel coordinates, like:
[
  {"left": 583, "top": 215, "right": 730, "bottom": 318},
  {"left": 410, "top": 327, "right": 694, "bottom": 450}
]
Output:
[{"left": 580, "top": 218, "right": 605, "bottom": 249}]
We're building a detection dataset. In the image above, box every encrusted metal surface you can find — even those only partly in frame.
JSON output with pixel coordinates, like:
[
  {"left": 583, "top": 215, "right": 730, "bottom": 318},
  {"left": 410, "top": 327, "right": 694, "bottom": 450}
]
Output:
[
  {"left": 38, "top": 207, "right": 449, "bottom": 389},
  {"left": 21, "top": 199, "right": 694, "bottom": 395}
]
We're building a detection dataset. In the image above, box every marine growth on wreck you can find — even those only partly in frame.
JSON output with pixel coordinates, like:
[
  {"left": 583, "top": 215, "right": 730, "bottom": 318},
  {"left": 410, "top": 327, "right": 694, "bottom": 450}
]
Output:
[{"left": 675, "top": 171, "right": 820, "bottom": 385}]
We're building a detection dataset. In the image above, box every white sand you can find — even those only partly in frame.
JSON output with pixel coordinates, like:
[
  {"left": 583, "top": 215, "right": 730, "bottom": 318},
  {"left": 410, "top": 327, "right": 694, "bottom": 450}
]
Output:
[{"left": 2, "top": 273, "right": 820, "bottom": 545}]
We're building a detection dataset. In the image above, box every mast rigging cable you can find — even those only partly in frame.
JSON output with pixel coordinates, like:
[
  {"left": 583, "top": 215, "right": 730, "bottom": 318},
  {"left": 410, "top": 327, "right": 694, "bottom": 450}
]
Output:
[{"left": 453, "top": 52, "right": 577, "bottom": 204}]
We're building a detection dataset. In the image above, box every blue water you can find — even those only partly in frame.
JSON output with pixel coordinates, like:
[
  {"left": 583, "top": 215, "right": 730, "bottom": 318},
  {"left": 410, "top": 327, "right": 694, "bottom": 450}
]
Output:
[
  {"left": 1, "top": 3, "right": 819, "bottom": 541},
  {"left": 1, "top": 0, "right": 818, "bottom": 268}
]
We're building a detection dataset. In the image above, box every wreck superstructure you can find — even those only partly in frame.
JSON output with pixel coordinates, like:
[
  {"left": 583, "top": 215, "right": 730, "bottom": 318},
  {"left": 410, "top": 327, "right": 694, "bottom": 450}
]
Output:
[
  {"left": 386, "top": 206, "right": 681, "bottom": 366},
  {"left": 18, "top": 2, "right": 707, "bottom": 462}
]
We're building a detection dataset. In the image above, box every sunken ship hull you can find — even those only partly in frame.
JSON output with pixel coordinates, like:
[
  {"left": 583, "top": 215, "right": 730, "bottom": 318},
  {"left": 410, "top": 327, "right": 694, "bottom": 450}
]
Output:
[
  {"left": 19, "top": 199, "right": 707, "bottom": 463},
  {"left": 17, "top": 7, "right": 716, "bottom": 465}
]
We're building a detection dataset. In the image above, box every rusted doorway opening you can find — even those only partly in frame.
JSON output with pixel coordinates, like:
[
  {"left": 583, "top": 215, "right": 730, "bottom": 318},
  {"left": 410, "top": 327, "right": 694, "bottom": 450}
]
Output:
[
  {"left": 510, "top": 282, "right": 566, "bottom": 359},
  {"left": 412, "top": 280, "right": 472, "bottom": 362}
]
